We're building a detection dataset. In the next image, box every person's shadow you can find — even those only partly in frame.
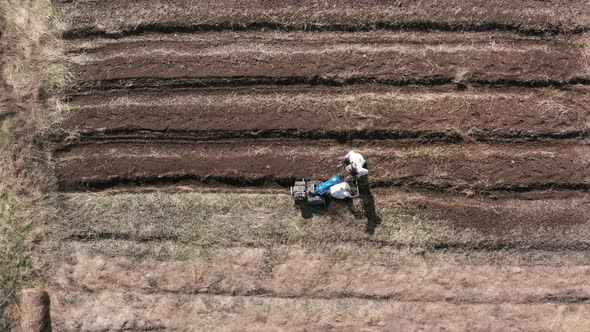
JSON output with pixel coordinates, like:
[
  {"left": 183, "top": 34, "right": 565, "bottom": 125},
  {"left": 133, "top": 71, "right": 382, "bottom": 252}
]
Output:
[{"left": 356, "top": 175, "right": 382, "bottom": 235}]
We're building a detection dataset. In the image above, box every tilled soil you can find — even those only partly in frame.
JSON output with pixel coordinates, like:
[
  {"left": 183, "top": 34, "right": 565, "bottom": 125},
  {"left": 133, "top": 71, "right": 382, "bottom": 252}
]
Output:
[
  {"left": 43, "top": 0, "right": 590, "bottom": 329},
  {"left": 54, "top": 140, "right": 590, "bottom": 193},
  {"left": 62, "top": 85, "right": 590, "bottom": 142},
  {"left": 56, "top": 0, "right": 590, "bottom": 37},
  {"left": 69, "top": 31, "right": 589, "bottom": 87}
]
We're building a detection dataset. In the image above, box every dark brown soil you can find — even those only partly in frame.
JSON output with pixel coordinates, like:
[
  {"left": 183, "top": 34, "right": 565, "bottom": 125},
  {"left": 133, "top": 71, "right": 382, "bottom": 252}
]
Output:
[
  {"left": 409, "top": 191, "right": 590, "bottom": 235},
  {"left": 53, "top": 0, "right": 590, "bottom": 236},
  {"left": 54, "top": 140, "right": 589, "bottom": 193},
  {"left": 61, "top": 85, "right": 590, "bottom": 142},
  {"left": 56, "top": 0, "right": 590, "bottom": 37},
  {"left": 69, "top": 31, "right": 587, "bottom": 85},
  {"left": 39, "top": 0, "right": 590, "bottom": 329}
]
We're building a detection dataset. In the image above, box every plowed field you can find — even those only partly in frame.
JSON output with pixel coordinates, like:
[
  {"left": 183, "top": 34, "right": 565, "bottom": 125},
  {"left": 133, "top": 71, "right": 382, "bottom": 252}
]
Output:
[{"left": 40, "top": 0, "right": 590, "bottom": 330}]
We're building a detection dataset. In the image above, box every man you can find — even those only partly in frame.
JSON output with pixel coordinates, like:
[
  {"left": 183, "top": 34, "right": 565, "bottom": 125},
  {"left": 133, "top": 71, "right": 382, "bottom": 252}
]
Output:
[
  {"left": 339, "top": 150, "right": 380, "bottom": 234},
  {"left": 339, "top": 150, "right": 368, "bottom": 178}
]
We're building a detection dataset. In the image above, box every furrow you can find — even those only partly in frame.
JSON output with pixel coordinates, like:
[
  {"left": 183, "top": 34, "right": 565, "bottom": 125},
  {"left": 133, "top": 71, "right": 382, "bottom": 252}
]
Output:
[
  {"left": 53, "top": 141, "right": 590, "bottom": 192},
  {"left": 68, "top": 32, "right": 588, "bottom": 85},
  {"left": 56, "top": 0, "right": 590, "bottom": 38},
  {"left": 59, "top": 85, "right": 590, "bottom": 143}
]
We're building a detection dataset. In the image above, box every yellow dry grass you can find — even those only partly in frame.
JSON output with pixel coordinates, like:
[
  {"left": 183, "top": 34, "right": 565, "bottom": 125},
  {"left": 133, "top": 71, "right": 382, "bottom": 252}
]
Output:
[
  {"left": 0, "top": 0, "right": 67, "bottom": 329},
  {"left": 0, "top": 0, "right": 68, "bottom": 195}
]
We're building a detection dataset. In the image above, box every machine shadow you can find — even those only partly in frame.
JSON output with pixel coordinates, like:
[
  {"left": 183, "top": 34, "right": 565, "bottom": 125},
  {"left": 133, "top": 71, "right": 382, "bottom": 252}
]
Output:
[
  {"left": 296, "top": 201, "right": 327, "bottom": 219},
  {"left": 296, "top": 198, "right": 355, "bottom": 220}
]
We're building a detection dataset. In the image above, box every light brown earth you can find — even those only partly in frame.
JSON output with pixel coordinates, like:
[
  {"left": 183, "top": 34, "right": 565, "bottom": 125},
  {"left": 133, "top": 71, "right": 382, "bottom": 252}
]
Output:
[
  {"left": 39, "top": 192, "right": 590, "bottom": 330},
  {"left": 51, "top": 293, "right": 590, "bottom": 331}
]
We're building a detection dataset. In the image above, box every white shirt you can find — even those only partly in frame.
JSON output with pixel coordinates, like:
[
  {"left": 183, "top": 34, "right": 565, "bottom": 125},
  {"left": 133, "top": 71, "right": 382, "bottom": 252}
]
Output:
[{"left": 345, "top": 150, "right": 368, "bottom": 177}]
